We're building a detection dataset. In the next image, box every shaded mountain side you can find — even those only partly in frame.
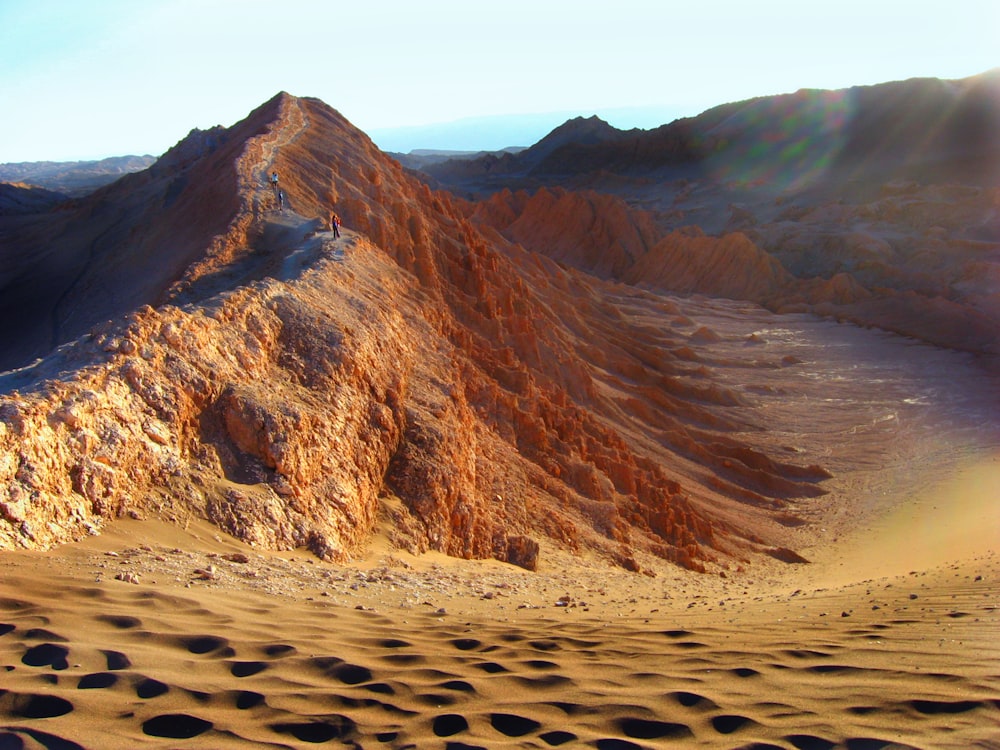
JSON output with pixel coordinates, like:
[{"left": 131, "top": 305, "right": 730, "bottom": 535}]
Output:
[
  {"left": 0, "top": 94, "right": 306, "bottom": 373},
  {"left": 425, "top": 70, "right": 1000, "bottom": 191},
  {"left": 0, "top": 155, "right": 156, "bottom": 197},
  {"left": 414, "top": 72, "right": 1000, "bottom": 362},
  {"left": 0, "top": 94, "right": 834, "bottom": 573},
  {"left": 0, "top": 182, "right": 68, "bottom": 215}
]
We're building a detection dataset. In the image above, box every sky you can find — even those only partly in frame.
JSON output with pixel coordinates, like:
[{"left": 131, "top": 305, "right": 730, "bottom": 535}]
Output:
[{"left": 0, "top": 0, "right": 997, "bottom": 162}]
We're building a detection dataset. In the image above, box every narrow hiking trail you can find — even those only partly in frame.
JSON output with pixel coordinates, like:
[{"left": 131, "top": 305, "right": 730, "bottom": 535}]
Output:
[
  {"left": 248, "top": 95, "right": 309, "bottom": 217},
  {"left": 164, "top": 96, "right": 314, "bottom": 305}
]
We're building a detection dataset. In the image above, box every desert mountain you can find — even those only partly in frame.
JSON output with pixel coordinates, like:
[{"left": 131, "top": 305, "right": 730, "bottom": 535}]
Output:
[
  {"left": 425, "top": 70, "right": 1000, "bottom": 188},
  {"left": 1, "top": 78, "right": 996, "bottom": 576},
  {"left": 0, "top": 82, "right": 998, "bottom": 750},
  {"left": 0, "top": 92, "right": 844, "bottom": 573}
]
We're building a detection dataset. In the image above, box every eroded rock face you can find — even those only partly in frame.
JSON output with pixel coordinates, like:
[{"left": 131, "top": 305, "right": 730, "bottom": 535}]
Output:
[
  {"left": 0, "top": 256, "right": 410, "bottom": 559},
  {"left": 0, "top": 94, "right": 837, "bottom": 571},
  {"left": 469, "top": 181, "right": 1000, "bottom": 360}
]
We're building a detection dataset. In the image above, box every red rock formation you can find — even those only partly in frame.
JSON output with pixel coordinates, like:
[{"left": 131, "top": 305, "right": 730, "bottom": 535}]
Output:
[
  {"left": 624, "top": 229, "right": 794, "bottom": 302},
  {"left": 473, "top": 187, "right": 662, "bottom": 278}
]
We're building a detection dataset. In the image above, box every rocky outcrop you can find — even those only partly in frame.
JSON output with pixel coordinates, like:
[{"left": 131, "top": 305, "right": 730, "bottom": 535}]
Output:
[
  {"left": 473, "top": 187, "right": 663, "bottom": 278},
  {"left": 624, "top": 228, "right": 795, "bottom": 302},
  {"left": 470, "top": 190, "right": 795, "bottom": 306},
  {"left": 465, "top": 157, "right": 999, "bottom": 359},
  {"left": 0, "top": 256, "right": 409, "bottom": 559}
]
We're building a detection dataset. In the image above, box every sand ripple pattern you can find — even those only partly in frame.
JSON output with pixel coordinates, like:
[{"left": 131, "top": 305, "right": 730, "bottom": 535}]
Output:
[{"left": 0, "top": 566, "right": 997, "bottom": 750}]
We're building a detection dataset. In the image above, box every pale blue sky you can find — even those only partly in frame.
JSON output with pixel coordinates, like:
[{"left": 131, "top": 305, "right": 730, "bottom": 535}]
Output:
[{"left": 0, "top": 0, "right": 996, "bottom": 161}]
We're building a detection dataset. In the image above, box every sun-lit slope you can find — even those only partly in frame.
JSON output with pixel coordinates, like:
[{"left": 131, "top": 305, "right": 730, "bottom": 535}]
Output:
[{"left": 0, "top": 94, "right": 836, "bottom": 571}]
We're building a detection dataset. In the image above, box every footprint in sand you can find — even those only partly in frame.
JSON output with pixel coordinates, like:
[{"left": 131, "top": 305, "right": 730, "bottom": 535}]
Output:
[
  {"left": 181, "top": 634, "right": 231, "bottom": 655},
  {"left": 667, "top": 690, "right": 719, "bottom": 710},
  {"left": 142, "top": 713, "right": 213, "bottom": 739},
  {"left": 134, "top": 676, "right": 170, "bottom": 698},
  {"left": 270, "top": 717, "right": 358, "bottom": 743},
  {"left": 21, "top": 642, "right": 69, "bottom": 670},
  {"left": 785, "top": 733, "right": 837, "bottom": 749},
  {"left": 711, "top": 713, "right": 758, "bottom": 734},
  {"left": 3, "top": 692, "right": 74, "bottom": 719},
  {"left": 77, "top": 672, "right": 118, "bottom": 689},
  {"left": 101, "top": 649, "right": 131, "bottom": 669},
  {"left": 540, "top": 730, "right": 578, "bottom": 745},
  {"left": 0, "top": 728, "right": 84, "bottom": 750},
  {"left": 229, "top": 660, "right": 268, "bottom": 677},
  {"left": 616, "top": 717, "right": 693, "bottom": 740},
  {"left": 334, "top": 662, "right": 373, "bottom": 685},
  {"left": 235, "top": 690, "right": 266, "bottom": 709},
  {"left": 432, "top": 713, "right": 468, "bottom": 737},
  {"left": 490, "top": 712, "right": 542, "bottom": 737},
  {"left": 95, "top": 614, "right": 142, "bottom": 629}
]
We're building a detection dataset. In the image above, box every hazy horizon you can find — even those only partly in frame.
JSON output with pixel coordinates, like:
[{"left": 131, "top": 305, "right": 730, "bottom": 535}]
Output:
[
  {"left": 0, "top": 104, "right": 688, "bottom": 164},
  {"left": 1, "top": 0, "right": 997, "bottom": 163}
]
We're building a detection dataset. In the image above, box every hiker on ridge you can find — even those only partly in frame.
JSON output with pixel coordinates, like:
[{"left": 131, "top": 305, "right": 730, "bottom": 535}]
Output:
[{"left": 329, "top": 211, "right": 341, "bottom": 238}]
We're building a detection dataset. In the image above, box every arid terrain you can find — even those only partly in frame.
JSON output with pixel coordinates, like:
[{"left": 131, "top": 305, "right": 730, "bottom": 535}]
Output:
[{"left": 0, "top": 74, "right": 998, "bottom": 748}]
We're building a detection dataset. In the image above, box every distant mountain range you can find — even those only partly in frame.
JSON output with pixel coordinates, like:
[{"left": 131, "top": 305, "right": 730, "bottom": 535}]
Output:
[
  {"left": 367, "top": 105, "right": 683, "bottom": 154},
  {"left": 417, "top": 70, "right": 1000, "bottom": 192},
  {"left": 0, "top": 154, "right": 155, "bottom": 197}
]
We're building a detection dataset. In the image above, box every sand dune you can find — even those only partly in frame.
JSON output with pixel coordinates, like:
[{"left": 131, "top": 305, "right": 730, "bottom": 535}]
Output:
[{"left": 0, "top": 475, "right": 997, "bottom": 750}]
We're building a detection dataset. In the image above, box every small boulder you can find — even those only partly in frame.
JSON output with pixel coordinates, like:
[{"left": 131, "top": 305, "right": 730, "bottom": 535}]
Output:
[{"left": 505, "top": 536, "right": 539, "bottom": 571}]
